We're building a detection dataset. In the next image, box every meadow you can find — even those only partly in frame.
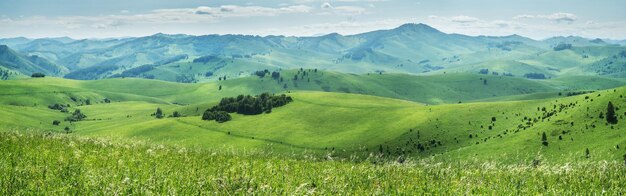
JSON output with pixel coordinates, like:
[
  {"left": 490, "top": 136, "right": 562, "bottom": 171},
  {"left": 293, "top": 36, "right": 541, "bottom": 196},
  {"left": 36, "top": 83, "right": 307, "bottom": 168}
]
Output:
[
  {"left": 2, "top": 131, "right": 625, "bottom": 195},
  {"left": 1, "top": 72, "right": 626, "bottom": 194}
]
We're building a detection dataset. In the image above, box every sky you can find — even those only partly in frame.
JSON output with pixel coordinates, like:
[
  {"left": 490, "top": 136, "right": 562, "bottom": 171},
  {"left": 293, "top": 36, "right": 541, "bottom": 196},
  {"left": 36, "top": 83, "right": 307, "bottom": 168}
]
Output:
[{"left": 1, "top": 0, "right": 625, "bottom": 40}]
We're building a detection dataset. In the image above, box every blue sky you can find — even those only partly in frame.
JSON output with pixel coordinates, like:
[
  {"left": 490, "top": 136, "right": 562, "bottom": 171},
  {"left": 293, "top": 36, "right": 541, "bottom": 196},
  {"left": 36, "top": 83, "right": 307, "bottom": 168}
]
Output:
[{"left": 1, "top": 0, "right": 625, "bottom": 39}]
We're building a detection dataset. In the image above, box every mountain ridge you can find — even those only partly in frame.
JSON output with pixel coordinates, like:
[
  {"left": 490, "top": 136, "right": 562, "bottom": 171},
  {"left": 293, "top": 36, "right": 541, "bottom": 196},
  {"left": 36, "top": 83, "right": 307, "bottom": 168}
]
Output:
[{"left": 0, "top": 23, "right": 625, "bottom": 82}]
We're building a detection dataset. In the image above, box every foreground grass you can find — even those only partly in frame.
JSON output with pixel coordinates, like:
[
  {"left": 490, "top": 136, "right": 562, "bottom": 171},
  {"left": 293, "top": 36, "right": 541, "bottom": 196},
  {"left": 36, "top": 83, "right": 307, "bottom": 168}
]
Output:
[{"left": 1, "top": 131, "right": 625, "bottom": 194}]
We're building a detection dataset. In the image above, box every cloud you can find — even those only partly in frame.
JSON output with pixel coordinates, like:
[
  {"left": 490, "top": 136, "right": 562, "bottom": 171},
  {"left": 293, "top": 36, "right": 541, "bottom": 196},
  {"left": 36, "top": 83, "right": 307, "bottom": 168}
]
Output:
[
  {"left": 159, "top": 5, "right": 314, "bottom": 18},
  {"left": 1, "top": 5, "right": 315, "bottom": 30},
  {"left": 544, "top": 12, "right": 576, "bottom": 23},
  {"left": 260, "top": 19, "right": 405, "bottom": 36},
  {"left": 321, "top": 2, "right": 333, "bottom": 9},
  {"left": 318, "top": 2, "right": 367, "bottom": 15},
  {"left": 450, "top": 15, "right": 479, "bottom": 23},
  {"left": 513, "top": 14, "right": 534, "bottom": 20},
  {"left": 514, "top": 12, "right": 577, "bottom": 23}
]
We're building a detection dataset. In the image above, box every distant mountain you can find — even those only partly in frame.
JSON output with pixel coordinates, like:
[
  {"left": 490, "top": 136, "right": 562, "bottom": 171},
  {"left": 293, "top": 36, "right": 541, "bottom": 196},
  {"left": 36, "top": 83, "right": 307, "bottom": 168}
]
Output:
[
  {"left": 0, "top": 45, "right": 67, "bottom": 76},
  {"left": 543, "top": 36, "right": 612, "bottom": 47},
  {"left": 1, "top": 23, "right": 625, "bottom": 81},
  {"left": 0, "top": 37, "right": 31, "bottom": 48}
]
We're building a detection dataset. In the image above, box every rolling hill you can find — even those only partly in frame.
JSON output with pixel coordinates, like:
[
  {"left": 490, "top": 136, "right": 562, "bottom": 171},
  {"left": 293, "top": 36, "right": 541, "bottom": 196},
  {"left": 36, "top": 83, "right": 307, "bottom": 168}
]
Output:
[{"left": 0, "top": 75, "right": 624, "bottom": 163}]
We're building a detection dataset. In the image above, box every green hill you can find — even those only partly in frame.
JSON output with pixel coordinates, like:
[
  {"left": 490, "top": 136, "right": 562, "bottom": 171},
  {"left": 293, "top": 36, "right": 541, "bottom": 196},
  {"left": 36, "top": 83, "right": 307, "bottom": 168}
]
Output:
[{"left": 0, "top": 76, "right": 624, "bottom": 163}]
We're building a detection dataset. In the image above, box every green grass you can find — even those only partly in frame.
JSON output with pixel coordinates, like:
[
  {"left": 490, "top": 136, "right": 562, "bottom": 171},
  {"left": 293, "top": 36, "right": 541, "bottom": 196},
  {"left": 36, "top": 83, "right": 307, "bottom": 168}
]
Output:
[
  {"left": 2, "top": 73, "right": 626, "bottom": 194},
  {"left": 2, "top": 131, "right": 625, "bottom": 194},
  {"left": 1, "top": 75, "right": 625, "bottom": 163}
]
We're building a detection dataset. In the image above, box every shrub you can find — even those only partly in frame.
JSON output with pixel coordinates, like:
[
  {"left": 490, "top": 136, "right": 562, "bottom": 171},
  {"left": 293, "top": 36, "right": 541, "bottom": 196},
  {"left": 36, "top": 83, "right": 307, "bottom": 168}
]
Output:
[
  {"left": 65, "top": 109, "right": 87, "bottom": 122},
  {"left": 155, "top": 108, "right": 163, "bottom": 119},
  {"left": 31, "top": 73, "right": 45, "bottom": 78}
]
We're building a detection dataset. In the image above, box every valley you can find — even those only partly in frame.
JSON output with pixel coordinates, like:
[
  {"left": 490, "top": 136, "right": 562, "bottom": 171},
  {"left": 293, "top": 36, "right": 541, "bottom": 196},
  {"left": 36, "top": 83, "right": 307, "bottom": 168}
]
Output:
[{"left": 1, "top": 8, "right": 626, "bottom": 192}]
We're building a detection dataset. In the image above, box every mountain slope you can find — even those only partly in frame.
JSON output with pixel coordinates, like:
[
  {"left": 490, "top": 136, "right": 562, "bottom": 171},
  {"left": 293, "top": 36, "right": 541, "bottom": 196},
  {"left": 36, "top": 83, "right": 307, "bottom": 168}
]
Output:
[
  {"left": 0, "top": 45, "right": 67, "bottom": 76},
  {"left": 2, "top": 23, "right": 625, "bottom": 81}
]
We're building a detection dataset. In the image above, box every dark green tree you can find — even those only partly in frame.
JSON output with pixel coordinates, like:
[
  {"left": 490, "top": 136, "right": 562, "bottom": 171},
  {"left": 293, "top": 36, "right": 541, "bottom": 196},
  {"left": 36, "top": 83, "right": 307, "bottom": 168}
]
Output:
[
  {"left": 606, "top": 101, "right": 618, "bottom": 124},
  {"left": 64, "top": 126, "right": 71, "bottom": 134},
  {"left": 541, "top": 132, "right": 548, "bottom": 146},
  {"left": 214, "top": 111, "right": 231, "bottom": 123},
  {"left": 585, "top": 148, "right": 590, "bottom": 158},
  {"left": 52, "top": 120, "right": 61, "bottom": 126},
  {"left": 155, "top": 108, "right": 163, "bottom": 119}
]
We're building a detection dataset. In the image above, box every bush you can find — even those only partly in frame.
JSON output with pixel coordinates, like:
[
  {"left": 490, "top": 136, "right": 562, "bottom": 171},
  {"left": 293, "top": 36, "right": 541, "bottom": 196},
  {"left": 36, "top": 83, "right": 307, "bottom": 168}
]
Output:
[
  {"left": 52, "top": 120, "right": 61, "bottom": 126},
  {"left": 155, "top": 108, "right": 163, "bottom": 119},
  {"left": 65, "top": 109, "right": 87, "bottom": 122},
  {"left": 202, "top": 110, "right": 231, "bottom": 123},
  {"left": 524, "top": 73, "right": 546, "bottom": 79},
  {"left": 31, "top": 73, "right": 45, "bottom": 78}
]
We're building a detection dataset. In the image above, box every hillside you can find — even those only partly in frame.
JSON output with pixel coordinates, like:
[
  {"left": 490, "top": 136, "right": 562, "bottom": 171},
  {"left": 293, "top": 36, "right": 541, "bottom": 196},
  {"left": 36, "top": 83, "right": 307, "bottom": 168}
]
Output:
[
  {"left": 3, "top": 131, "right": 625, "bottom": 194},
  {"left": 0, "top": 76, "right": 624, "bottom": 163},
  {"left": 0, "top": 45, "right": 67, "bottom": 76}
]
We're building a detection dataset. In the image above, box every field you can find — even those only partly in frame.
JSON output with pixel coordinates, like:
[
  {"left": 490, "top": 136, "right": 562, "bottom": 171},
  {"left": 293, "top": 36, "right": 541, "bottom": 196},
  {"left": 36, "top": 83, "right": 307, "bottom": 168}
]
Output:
[
  {"left": 2, "top": 131, "right": 625, "bottom": 194},
  {"left": 1, "top": 72, "right": 626, "bottom": 193}
]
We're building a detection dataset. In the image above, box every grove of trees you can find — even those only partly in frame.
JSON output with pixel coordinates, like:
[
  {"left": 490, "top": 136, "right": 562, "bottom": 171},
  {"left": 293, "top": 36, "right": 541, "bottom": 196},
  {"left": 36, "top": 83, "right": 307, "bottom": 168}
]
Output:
[
  {"left": 31, "top": 73, "right": 45, "bottom": 78},
  {"left": 65, "top": 109, "right": 87, "bottom": 122},
  {"left": 202, "top": 93, "right": 293, "bottom": 123}
]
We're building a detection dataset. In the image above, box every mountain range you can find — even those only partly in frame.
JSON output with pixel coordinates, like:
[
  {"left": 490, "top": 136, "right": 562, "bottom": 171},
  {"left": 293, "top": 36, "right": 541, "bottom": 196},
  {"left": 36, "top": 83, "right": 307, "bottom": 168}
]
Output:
[{"left": 1, "top": 23, "right": 625, "bottom": 82}]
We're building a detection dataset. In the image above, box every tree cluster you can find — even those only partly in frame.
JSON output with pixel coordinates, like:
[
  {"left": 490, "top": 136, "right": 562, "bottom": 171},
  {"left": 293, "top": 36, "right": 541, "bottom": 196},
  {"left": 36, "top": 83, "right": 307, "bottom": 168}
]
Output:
[
  {"left": 254, "top": 69, "right": 269, "bottom": 78},
  {"left": 31, "top": 73, "right": 45, "bottom": 78},
  {"left": 524, "top": 73, "right": 546, "bottom": 79},
  {"left": 553, "top": 43, "right": 572, "bottom": 51},
  {"left": 48, "top": 103, "right": 70, "bottom": 113},
  {"left": 65, "top": 109, "right": 87, "bottom": 122},
  {"left": 202, "top": 93, "right": 293, "bottom": 122}
]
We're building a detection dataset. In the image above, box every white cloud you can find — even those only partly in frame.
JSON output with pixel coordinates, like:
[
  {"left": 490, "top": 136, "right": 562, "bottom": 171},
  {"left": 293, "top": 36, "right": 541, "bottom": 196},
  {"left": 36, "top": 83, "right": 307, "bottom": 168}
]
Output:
[
  {"left": 321, "top": 2, "right": 333, "bottom": 9},
  {"left": 318, "top": 2, "right": 367, "bottom": 15},
  {"left": 543, "top": 12, "right": 576, "bottom": 23},
  {"left": 513, "top": 14, "right": 534, "bottom": 20},
  {"left": 1, "top": 5, "right": 315, "bottom": 30},
  {"left": 158, "top": 5, "right": 314, "bottom": 18},
  {"left": 514, "top": 12, "right": 577, "bottom": 23},
  {"left": 450, "top": 15, "right": 479, "bottom": 23}
]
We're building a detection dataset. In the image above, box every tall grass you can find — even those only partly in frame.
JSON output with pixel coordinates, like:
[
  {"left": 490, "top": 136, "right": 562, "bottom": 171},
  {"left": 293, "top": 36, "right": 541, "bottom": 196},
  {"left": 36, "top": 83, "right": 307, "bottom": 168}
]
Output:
[{"left": 2, "top": 131, "right": 625, "bottom": 194}]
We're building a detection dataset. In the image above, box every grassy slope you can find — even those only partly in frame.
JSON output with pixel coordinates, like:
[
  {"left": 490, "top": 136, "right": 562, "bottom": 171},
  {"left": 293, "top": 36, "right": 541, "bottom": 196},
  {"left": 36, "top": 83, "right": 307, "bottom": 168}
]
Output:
[
  {"left": 2, "top": 131, "right": 625, "bottom": 194},
  {"left": 1, "top": 76, "right": 625, "bottom": 163}
]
